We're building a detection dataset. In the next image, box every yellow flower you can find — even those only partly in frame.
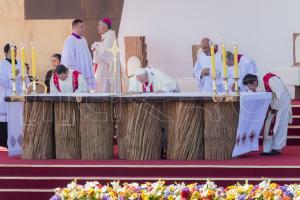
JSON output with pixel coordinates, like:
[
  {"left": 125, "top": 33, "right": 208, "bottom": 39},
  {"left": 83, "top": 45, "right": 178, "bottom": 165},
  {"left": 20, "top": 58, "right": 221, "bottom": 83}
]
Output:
[
  {"left": 167, "top": 196, "right": 174, "bottom": 200},
  {"left": 270, "top": 183, "right": 277, "bottom": 189}
]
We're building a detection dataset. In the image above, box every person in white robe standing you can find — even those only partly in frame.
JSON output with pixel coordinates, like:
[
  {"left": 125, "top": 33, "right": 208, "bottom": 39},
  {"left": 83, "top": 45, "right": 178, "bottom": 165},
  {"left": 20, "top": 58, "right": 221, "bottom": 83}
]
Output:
[
  {"left": 50, "top": 65, "right": 87, "bottom": 93},
  {"left": 91, "top": 18, "right": 115, "bottom": 93},
  {"left": 61, "top": 19, "right": 95, "bottom": 90},
  {"left": 193, "top": 38, "right": 223, "bottom": 93},
  {"left": 0, "top": 44, "right": 28, "bottom": 147},
  {"left": 128, "top": 66, "right": 178, "bottom": 93},
  {"left": 225, "top": 51, "right": 257, "bottom": 92},
  {"left": 243, "top": 73, "right": 292, "bottom": 156}
]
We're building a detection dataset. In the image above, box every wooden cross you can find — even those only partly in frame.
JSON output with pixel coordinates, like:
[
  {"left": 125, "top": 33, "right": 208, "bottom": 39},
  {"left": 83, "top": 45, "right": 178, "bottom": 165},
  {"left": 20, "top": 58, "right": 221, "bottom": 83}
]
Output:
[{"left": 107, "top": 40, "right": 120, "bottom": 93}]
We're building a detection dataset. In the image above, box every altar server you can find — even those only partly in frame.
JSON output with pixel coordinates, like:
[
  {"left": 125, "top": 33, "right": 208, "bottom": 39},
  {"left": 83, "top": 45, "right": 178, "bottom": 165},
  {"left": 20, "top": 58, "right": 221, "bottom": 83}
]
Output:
[
  {"left": 226, "top": 51, "right": 257, "bottom": 92},
  {"left": 91, "top": 18, "right": 116, "bottom": 93},
  {"left": 0, "top": 44, "right": 26, "bottom": 147},
  {"left": 50, "top": 65, "right": 87, "bottom": 93},
  {"left": 61, "top": 19, "right": 95, "bottom": 90},
  {"left": 193, "top": 38, "right": 223, "bottom": 93},
  {"left": 44, "top": 54, "right": 61, "bottom": 92},
  {"left": 243, "top": 73, "right": 292, "bottom": 156},
  {"left": 128, "top": 66, "right": 178, "bottom": 93}
]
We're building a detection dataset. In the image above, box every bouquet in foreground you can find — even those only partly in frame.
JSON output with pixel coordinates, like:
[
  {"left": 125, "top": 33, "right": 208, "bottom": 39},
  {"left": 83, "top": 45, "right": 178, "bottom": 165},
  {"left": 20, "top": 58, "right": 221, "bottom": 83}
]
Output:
[{"left": 50, "top": 179, "right": 300, "bottom": 200}]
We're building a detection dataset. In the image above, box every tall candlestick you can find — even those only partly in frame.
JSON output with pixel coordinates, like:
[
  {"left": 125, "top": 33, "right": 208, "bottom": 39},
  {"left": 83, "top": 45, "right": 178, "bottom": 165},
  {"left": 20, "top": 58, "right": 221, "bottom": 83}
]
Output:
[
  {"left": 210, "top": 45, "right": 216, "bottom": 79},
  {"left": 10, "top": 46, "right": 16, "bottom": 80},
  {"left": 21, "top": 47, "right": 26, "bottom": 79},
  {"left": 221, "top": 44, "right": 227, "bottom": 78},
  {"left": 233, "top": 45, "right": 239, "bottom": 78},
  {"left": 31, "top": 46, "right": 37, "bottom": 79}
]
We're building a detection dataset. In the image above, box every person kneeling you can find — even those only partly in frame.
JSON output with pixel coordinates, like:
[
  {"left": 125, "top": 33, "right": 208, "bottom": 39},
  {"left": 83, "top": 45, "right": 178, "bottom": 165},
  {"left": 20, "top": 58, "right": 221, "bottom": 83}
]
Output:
[
  {"left": 128, "top": 66, "right": 178, "bottom": 93},
  {"left": 50, "top": 65, "right": 87, "bottom": 93},
  {"left": 243, "top": 73, "right": 292, "bottom": 156}
]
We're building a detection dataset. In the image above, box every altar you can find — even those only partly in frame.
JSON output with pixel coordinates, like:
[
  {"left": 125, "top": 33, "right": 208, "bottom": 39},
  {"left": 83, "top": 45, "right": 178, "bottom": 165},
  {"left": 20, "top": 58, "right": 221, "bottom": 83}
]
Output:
[{"left": 5, "top": 92, "right": 271, "bottom": 160}]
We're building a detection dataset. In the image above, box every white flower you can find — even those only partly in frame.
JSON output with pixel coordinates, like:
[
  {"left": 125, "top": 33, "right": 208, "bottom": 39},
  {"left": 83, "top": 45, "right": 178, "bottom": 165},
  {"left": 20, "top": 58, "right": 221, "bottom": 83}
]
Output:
[
  {"left": 67, "top": 181, "right": 77, "bottom": 190},
  {"left": 84, "top": 181, "right": 99, "bottom": 189}
]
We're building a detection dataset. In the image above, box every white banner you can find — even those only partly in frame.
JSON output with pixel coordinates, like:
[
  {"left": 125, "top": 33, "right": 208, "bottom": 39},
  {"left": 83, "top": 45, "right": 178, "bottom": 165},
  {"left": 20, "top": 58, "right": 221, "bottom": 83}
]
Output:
[
  {"left": 232, "top": 92, "right": 272, "bottom": 157},
  {"left": 7, "top": 102, "right": 24, "bottom": 156}
]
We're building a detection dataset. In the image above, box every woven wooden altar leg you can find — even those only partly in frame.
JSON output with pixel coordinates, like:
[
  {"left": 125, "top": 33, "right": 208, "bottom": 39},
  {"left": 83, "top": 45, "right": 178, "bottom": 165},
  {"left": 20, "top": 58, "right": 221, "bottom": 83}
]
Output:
[
  {"left": 166, "top": 101, "right": 204, "bottom": 160},
  {"left": 115, "top": 103, "right": 128, "bottom": 159},
  {"left": 204, "top": 102, "right": 239, "bottom": 160},
  {"left": 22, "top": 101, "right": 54, "bottom": 159},
  {"left": 54, "top": 102, "right": 80, "bottom": 159},
  {"left": 80, "top": 103, "right": 114, "bottom": 160},
  {"left": 119, "top": 102, "right": 162, "bottom": 160}
]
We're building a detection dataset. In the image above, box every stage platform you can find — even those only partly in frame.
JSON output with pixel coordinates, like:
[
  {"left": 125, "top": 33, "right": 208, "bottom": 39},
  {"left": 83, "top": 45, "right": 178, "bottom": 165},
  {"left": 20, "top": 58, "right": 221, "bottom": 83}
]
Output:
[{"left": 0, "top": 146, "right": 300, "bottom": 199}]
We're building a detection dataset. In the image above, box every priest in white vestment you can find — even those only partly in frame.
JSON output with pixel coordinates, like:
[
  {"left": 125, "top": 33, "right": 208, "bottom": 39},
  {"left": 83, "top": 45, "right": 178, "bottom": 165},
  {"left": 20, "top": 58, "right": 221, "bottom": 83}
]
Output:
[
  {"left": 50, "top": 65, "right": 87, "bottom": 93},
  {"left": 0, "top": 44, "right": 28, "bottom": 147},
  {"left": 243, "top": 73, "right": 292, "bottom": 156},
  {"left": 91, "top": 18, "right": 115, "bottom": 93},
  {"left": 61, "top": 19, "right": 95, "bottom": 90},
  {"left": 225, "top": 51, "right": 257, "bottom": 92},
  {"left": 128, "top": 66, "right": 178, "bottom": 93},
  {"left": 193, "top": 38, "right": 223, "bottom": 93}
]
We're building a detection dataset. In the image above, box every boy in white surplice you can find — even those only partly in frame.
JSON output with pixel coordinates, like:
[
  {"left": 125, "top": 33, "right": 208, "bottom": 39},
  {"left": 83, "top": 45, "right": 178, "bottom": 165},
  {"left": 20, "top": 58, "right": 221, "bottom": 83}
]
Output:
[{"left": 243, "top": 73, "right": 292, "bottom": 156}]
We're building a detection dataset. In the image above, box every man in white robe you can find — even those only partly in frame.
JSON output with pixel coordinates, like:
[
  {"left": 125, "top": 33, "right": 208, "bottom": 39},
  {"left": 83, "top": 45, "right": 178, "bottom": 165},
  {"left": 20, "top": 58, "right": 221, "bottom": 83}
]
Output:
[
  {"left": 61, "top": 19, "right": 95, "bottom": 90},
  {"left": 225, "top": 51, "right": 257, "bottom": 92},
  {"left": 0, "top": 44, "right": 28, "bottom": 147},
  {"left": 91, "top": 18, "right": 116, "bottom": 93},
  {"left": 193, "top": 38, "right": 223, "bottom": 93},
  {"left": 243, "top": 73, "right": 292, "bottom": 156},
  {"left": 50, "top": 65, "right": 87, "bottom": 93},
  {"left": 128, "top": 66, "right": 178, "bottom": 93}
]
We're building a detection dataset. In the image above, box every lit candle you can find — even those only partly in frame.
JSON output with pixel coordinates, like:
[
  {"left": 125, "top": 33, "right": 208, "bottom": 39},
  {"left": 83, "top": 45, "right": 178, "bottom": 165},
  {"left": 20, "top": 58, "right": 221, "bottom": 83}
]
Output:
[
  {"left": 210, "top": 44, "right": 216, "bottom": 79},
  {"left": 221, "top": 43, "right": 227, "bottom": 78},
  {"left": 233, "top": 45, "right": 239, "bottom": 78},
  {"left": 31, "top": 46, "right": 36, "bottom": 79},
  {"left": 10, "top": 46, "right": 16, "bottom": 80},
  {"left": 21, "top": 47, "right": 26, "bottom": 79}
]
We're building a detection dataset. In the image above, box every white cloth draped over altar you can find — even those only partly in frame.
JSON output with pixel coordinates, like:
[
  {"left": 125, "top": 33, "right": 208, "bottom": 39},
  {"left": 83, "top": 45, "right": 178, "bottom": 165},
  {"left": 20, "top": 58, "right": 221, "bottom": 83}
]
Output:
[{"left": 232, "top": 92, "right": 272, "bottom": 157}]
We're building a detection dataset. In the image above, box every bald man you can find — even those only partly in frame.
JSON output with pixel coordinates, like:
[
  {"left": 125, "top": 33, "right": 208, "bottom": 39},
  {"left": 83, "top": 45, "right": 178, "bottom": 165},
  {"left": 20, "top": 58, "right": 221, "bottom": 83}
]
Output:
[{"left": 193, "top": 38, "right": 223, "bottom": 93}]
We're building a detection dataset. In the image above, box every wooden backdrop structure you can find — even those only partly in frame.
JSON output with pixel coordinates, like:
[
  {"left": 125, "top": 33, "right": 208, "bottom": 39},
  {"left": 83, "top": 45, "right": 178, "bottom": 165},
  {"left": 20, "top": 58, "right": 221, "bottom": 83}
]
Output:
[{"left": 124, "top": 36, "right": 148, "bottom": 75}]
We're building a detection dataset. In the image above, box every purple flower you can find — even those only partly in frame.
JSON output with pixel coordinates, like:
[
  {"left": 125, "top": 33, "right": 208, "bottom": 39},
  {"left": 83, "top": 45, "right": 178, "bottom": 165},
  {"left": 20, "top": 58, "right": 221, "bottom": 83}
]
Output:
[
  {"left": 49, "top": 194, "right": 61, "bottom": 200},
  {"left": 238, "top": 194, "right": 246, "bottom": 200}
]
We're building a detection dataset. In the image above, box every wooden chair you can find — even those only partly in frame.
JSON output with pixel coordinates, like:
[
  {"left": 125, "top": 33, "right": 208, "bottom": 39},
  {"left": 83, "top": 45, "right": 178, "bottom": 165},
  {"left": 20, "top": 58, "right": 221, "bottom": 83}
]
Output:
[
  {"left": 192, "top": 45, "right": 202, "bottom": 67},
  {"left": 26, "top": 81, "right": 48, "bottom": 94},
  {"left": 127, "top": 56, "right": 142, "bottom": 78}
]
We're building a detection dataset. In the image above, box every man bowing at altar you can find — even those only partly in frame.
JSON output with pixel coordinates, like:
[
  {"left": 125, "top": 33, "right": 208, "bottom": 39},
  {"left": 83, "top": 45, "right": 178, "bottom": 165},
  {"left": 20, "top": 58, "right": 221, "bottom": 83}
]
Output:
[
  {"left": 128, "top": 66, "right": 178, "bottom": 93},
  {"left": 91, "top": 18, "right": 116, "bottom": 93},
  {"left": 194, "top": 38, "right": 223, "bottom": 93},
  {"left": 61, "top": 19, "right": 95, "bottom": 90},
  {"left": 225, "top": 51, "right": 257, "bottom": 92},
  {"left": 50, "top": 65, "right": 87, "bottom": 93},
  {"left": 243, "top": 73, "right": 292, "bottom": 156}
]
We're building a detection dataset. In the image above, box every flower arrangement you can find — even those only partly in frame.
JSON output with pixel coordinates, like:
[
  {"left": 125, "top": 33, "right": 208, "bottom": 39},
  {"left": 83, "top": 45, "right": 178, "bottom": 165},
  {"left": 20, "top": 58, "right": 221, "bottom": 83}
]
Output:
[{"left": 50, "top": 179, "right": 300, "bottom": 200}]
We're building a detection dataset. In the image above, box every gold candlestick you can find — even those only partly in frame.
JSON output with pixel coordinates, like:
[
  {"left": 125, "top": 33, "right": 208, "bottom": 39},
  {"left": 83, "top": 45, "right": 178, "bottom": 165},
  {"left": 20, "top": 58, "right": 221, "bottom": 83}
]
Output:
[
  {"left": 212, "top": 78, "right": 218, "bottom": 96},
  {"left": 223, "top": 77, "right": 229, "bottom": 96},
  {"left": 233, "top": 77, "right": 240, "bottom": 96},
  {"left": 32, "top": 78, "right": 37, "bottom": 95},
  {"left": 107, "top": 40, "right": 120, "bottom": 94},
  {"left": 11, "top": 78, "right": 17, "bottom": 96},
  {"left": 22, "top": 78, "right": 26, "bottom": 95}
]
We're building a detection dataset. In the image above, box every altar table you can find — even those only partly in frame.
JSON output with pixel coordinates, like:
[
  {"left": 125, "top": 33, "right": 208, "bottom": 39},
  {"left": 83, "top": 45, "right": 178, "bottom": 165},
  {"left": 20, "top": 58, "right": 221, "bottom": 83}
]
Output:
[{"left": 5, "top": 92, "right": 270, "bottom": 160}]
